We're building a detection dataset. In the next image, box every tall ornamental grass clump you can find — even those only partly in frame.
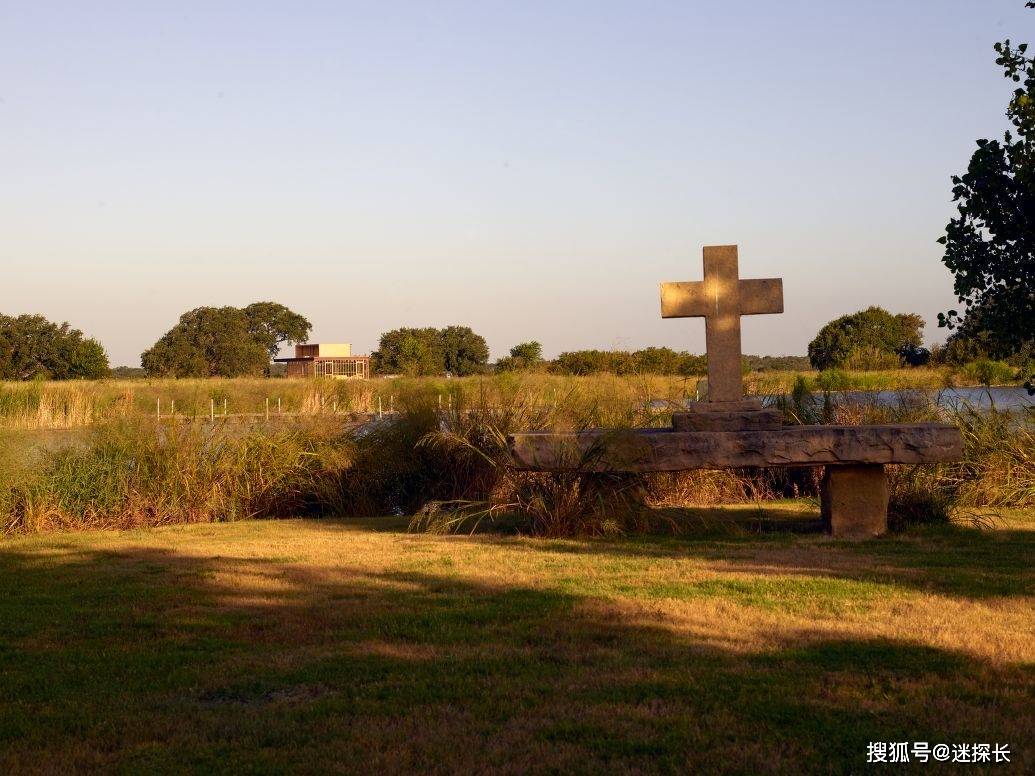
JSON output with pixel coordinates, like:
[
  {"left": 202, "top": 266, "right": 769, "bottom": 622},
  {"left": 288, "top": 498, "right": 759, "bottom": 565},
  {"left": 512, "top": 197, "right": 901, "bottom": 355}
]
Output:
[
  {"left": 0, "top": 381, "right": 109, "bottom": 429},
  {"left": 881, "top": 406, "right": 1034, "bottom": 529},
  {"left": 945, "top": 405, "right": 1035, "bottom": 508},
  {"left": 0, "top": 418, "right": 353, "bottom": 533},
  {"left": 343, "top": 378, "right": 631, "bottom": 521},
  {"left": 773, "top": 379, "right": 1035, "bottom": 526},
  {"left": 406, "top": 378, "right": 812, "bottom": 536}
]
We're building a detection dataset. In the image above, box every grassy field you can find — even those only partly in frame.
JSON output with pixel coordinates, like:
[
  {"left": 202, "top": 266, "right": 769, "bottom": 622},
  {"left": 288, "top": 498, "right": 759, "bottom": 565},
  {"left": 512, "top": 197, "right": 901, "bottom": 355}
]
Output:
[
  {"left": 0, "top": 367, "right": 1019, "bottom": 430},
  {"left": 1, "top": 508, "right": 1031, "bottom": 773}
]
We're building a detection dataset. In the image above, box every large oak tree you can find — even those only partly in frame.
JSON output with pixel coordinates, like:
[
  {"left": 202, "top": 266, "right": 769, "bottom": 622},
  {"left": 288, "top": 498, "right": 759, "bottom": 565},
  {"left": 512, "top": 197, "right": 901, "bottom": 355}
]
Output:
[
  {"left": 938, "top": 3, "right": 1034, "bottom": 363},
  {"left": 142, "top": 303, "right": 311, "bottom": 378},
  {"left": 373, "top": 326, "right": 488, "bottom": 376},
  {"left": 0, "top": 314, "right": 109, "bottom": 380}
]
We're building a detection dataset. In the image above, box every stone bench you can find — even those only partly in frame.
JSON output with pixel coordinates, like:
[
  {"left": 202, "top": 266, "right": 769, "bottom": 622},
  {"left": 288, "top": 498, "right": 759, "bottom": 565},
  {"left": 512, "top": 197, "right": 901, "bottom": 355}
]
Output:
[
  {"left": 507, "top": 244, "right": 965, "bottom": 539},
  {"left": 507, "top": 419, "right": 963, "bottom": 539}
]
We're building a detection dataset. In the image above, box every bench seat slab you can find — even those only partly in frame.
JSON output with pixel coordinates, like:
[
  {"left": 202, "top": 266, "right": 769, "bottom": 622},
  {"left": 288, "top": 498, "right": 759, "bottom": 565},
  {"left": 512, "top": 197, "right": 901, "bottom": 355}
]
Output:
[{"left": 508, "top": 423, "right": 963, "bottom": 472}]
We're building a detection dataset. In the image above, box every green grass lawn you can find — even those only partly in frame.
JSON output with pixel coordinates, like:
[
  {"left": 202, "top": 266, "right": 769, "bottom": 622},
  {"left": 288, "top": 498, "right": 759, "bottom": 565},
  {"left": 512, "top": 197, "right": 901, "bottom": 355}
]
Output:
[{"left": 1, "top": 505, "right": 1032, "bottom": 773}]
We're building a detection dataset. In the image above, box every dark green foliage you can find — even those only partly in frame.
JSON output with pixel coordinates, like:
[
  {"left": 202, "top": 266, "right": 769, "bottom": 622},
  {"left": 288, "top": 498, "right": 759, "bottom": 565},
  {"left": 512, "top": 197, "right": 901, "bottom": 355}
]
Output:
[
  {"left": 934, "top": 330, "right": 996, "bottom": 366},
  {"left": 141, "top": 303, "right": 311, "bottom": 378},
  {"left": 110, "top": 366, "right": 146, "bottom": 379},
  {"left": 142, "top": 307, "right": 267, "bottom": 378},
  {"left": 807, "top": 307, "right": 925, "bottom": 370},
  {"left": 551, "top": 348, "right": 707, "bottom": 376},
  {"left": 938, "top": 11, "right": 1034, "bottom": 364},
  {"left": 0, "top": 314, "right": 109, "bottom": 380},
  {"left": 551, "top": 349, "right": 633, "bottom": 375},
  {"left": 441, "top": 326, "right": 490, "bottom": 376},
  {"left": 371, "top": 328, "right": 445, "bottom": 376},
  {"left": 243, "top": 302, "right": 312, "bottom": 361},
  {"left": 896, "top": 343, "right": 931, "bottom": 367},
  {"left": 550, "top": 350, "right": 618, "bottom": 375},
  {"left": 631, "top": 347, "right": 697, "bottom": 375},
  {"left": 548, "top": 351, "right": 809, "bottom": 376},
  {"left": 373, "top": 326, "right": 488, "bottom": 376},
  {"left": 741, "top": 354, "right": 812, "bottom": 372},
  {"left": 509, "top": 341, "right": 543, "bottom": 362},
  {"left": 496, "top": 341, "right": 545, "bottom": 372}
]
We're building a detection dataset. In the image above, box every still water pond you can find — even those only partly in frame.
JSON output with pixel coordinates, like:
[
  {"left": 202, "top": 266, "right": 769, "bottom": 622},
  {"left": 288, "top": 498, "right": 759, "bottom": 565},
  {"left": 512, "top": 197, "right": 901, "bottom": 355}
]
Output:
[
  {"left": 808, "top": 387, "right": 1033, "bottom": 412},
  {"left": 656, "top": 387, "right": 1033, "bottom": 412}
]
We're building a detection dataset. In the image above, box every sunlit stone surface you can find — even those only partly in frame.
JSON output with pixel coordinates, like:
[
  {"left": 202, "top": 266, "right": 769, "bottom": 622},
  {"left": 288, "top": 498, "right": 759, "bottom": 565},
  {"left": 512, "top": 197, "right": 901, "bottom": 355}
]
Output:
[{"left": 509, "top": 244, "right": 964, "bottom": 539}]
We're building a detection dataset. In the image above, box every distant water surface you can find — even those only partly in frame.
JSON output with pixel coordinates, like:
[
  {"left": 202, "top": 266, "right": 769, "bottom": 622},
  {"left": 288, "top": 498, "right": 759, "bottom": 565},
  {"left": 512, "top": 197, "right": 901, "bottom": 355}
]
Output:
[
  {"left": 801, "top": 387, "right": 1033, "bottom": 413},
  {"left": 651, "top": 387, "right": 1033, "bottom": 413}
]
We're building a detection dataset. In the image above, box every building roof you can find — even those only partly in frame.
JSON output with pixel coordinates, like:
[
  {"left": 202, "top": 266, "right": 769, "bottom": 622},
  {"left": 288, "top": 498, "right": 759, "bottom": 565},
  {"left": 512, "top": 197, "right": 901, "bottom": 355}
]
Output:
[{"left": 273, "top": 355, "right": 371, "bottom": 363}]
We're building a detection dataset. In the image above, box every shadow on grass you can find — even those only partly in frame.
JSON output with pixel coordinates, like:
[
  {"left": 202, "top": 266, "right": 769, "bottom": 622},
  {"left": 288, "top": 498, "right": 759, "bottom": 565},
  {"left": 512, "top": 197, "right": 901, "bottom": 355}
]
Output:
[
  {"left": 546, "top": 519, "right": 1035, "bottom": 600},
  {"left": 0, "top": 542, "right": 1031, "bottom": 773},
  {"left": 388, "top": 504, "right": 1033, "bottom": 601}
]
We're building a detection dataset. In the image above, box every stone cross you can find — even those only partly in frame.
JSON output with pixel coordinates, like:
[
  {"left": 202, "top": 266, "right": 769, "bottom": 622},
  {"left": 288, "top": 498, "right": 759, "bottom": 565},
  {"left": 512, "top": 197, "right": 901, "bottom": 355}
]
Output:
[
  {"left": 509, "top": 242, "right": 963, "bottom": 541},
  {"left": 660, "top": 245, "right": 783, "bottom": 402}
]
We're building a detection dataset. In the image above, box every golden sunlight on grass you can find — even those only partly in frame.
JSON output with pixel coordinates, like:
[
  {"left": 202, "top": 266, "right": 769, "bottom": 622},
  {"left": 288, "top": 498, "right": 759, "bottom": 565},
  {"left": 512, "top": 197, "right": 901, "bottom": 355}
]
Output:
[
  {"left": 1, "top": 510, "right": 1031, "bottom": 772},
  {"left": 0, "top": 367, "right": 1011, "bottom": 431}
]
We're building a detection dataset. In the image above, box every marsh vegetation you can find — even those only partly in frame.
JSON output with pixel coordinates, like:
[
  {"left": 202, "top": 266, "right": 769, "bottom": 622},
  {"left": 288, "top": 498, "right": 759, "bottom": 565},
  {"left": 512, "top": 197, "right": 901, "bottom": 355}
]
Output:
[
  {"left": 0, "top": 366, "right": 1026, "bottom": 431},
  {"left": 1, "top": 374, "right": 1031, "bottom": 536}
]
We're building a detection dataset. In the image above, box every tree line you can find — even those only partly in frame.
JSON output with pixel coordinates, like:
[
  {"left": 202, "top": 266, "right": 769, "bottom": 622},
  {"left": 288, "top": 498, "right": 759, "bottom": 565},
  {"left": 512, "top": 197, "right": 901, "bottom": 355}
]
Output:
[
  {"left": 0, "top": 314, "right": 108, "bottom": 380},
  {"left": 0, "top": 300, "right": 1026, "bottom": 381}
]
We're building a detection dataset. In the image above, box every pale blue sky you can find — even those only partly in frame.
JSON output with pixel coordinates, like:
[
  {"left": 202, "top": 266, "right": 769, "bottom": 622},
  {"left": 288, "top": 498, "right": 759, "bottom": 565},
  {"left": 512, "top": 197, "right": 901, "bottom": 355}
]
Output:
[{"left": 2, "top": 1, "right": 1030, "bottom": 365}]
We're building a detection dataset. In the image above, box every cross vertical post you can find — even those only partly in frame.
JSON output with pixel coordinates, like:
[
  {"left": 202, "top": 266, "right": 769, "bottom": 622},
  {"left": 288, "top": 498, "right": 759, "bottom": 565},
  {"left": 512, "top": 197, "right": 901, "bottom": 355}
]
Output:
[
  {"left": 702, "top": 245, "right": 742, "bottom": 402},
  {"left": 660, "top": 245, "right": 783, "bottom": 403}
]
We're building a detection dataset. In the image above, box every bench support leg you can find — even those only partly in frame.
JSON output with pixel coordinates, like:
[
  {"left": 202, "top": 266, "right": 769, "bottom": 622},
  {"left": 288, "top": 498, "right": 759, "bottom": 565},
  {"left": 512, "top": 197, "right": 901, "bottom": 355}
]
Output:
[{"left": 821, "top": 464, "right": 889, "bottom": 539}]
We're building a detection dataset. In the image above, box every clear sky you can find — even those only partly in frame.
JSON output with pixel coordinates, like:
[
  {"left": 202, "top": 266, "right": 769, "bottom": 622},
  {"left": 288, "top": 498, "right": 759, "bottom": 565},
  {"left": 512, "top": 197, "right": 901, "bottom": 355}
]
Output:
[{"left": 2, "top": 1, "right": 1031, "bottom": 366}]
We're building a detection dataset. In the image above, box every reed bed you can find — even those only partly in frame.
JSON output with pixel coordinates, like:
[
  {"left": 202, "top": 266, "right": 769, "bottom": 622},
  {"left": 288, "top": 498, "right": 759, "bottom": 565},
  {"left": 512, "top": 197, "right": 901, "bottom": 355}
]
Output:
[
  {"left": 774, "top": 379, "right": 1035, "bottom": 523},
  {"left": 0, "top": 375, "right": 691, "bottom": 430},
  {"left": 0, "top": 367, "right": 1016, "bottom": 430},
  {"left": 0, "top": 418, "right": 353, "bottom": 534},
  {"left": 1, "top": 375, "right": 1031, "bottom": 536}
]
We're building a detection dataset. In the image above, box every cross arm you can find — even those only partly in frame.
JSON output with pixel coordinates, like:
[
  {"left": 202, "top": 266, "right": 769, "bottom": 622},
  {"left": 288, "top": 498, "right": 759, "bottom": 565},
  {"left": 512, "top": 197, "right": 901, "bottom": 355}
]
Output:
[
  {"left": 660, "top": 281, "right": 710, "bottom": 318},
  {"left": 738, "top": 278, "right": 783, "bottom": 315}
]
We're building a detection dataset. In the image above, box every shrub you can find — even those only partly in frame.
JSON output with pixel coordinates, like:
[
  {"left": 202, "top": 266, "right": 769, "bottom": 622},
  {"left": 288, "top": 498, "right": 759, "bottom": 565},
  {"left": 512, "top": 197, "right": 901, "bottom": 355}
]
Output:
[
  {"left": 964, "top": 359, "right": 1016, "bottom": 387},
  {"left": 814, "top": 369, "right": 851, "bottom": 392},
  {"left": 842, "top": 347, "right": 902, "bottom": 371},
  {"left": 808, "top": 307, "right": 924, "bottom": 370},
  {"left": 897, "top": 343, "right": 932, "bottom": 367}
]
